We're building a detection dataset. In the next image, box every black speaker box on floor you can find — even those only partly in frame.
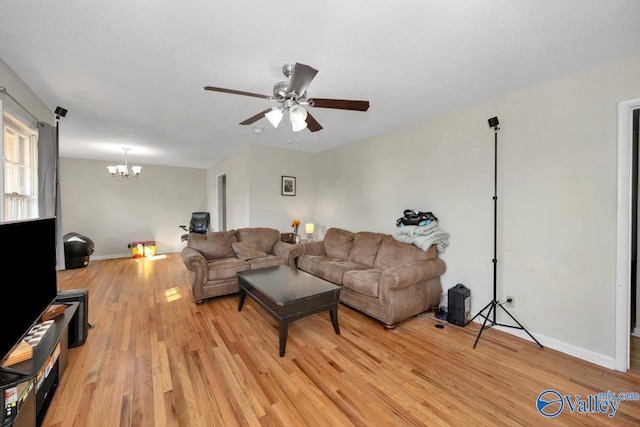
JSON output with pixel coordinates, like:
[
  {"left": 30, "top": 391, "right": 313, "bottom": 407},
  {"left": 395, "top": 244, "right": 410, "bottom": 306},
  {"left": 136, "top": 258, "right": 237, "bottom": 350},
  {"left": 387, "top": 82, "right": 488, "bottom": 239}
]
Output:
[
  {"left": 447, "top": 283, "right": 470, "bottom": 327},
  {"left": 55, "top": 288, "right": 89, "bottom": 348}
]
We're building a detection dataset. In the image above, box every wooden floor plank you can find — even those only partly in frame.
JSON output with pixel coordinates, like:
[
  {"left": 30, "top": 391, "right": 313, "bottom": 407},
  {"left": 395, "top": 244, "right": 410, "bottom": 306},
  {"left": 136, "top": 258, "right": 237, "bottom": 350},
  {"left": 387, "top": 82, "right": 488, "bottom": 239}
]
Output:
[{"left": 39, "top": 254, "right": 640, "bottom": 426}]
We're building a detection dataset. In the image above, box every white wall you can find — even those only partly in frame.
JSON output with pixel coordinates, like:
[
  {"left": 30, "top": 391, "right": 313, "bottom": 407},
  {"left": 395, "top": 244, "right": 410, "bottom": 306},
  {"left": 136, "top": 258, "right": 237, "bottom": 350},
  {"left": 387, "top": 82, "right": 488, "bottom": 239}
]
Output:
[
  {"left": 206, "top": 144, "right": 251, "bottom": 231},
  {"left": 60, "top": 157, "right": 206, "bottom": 258},
  {"left": 311, "top": 54, "right": 640, "bottom": 365},
  {"left": 202, "top": 55, "right": 640, "bottom": 367},
  {"left": 0, "top": 57, "right": 52, "bottom": 123},
  {"left": 208, "top": 144, "right": 316, "bottom": 234},
  {"left": 8, "top": 50, "right": 640, "bottom": 367},
  {"left": 248, "top": 144, "right": 316, "bottom": 231},
  {"left": 1, "top": 58, "right": 210, "bottom": 260}
]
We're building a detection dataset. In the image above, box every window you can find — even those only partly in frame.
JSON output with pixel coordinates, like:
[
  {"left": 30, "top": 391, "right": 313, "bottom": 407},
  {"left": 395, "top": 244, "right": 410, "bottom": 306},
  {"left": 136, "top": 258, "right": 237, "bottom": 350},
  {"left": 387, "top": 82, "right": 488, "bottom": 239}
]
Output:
[{"left": 3, "top": 112, "right": 38, "bottom": 221}]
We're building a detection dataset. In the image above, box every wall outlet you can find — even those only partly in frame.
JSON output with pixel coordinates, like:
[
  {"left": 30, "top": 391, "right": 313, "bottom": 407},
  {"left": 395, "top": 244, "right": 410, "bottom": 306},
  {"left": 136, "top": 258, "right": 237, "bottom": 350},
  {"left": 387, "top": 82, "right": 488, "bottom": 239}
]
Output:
[{"left": 505, "top": 296, "right": 515, "bottom": 308}]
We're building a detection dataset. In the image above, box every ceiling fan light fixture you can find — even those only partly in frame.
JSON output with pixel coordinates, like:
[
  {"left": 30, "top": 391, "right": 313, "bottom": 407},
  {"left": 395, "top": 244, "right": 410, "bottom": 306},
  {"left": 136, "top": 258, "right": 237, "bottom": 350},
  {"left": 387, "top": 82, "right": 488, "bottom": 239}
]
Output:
[
  {"left": 291, "top": 121, "right": 307, "bottom": 132},
  {"left": 290, "top": 104, "right": 307, "bottom": 121},
  {"left": 265, "top": 108, "right": 284, "bottom": 128},
  {"left": 289, "top": 105, "right": 308, "bottom": 132},
  {"left": 204, "top": 62, "right": 370, "bottom": 136},
  {"left": 291, "top": 118, "right": 308, "bottom": 132}
]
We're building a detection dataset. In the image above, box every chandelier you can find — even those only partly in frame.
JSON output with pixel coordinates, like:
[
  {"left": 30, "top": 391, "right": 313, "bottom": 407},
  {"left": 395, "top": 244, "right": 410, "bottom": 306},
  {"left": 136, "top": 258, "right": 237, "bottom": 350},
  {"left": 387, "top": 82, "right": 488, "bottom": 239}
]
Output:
[{"left": 107, "top": 148, "right": 142, "bottom": 177}]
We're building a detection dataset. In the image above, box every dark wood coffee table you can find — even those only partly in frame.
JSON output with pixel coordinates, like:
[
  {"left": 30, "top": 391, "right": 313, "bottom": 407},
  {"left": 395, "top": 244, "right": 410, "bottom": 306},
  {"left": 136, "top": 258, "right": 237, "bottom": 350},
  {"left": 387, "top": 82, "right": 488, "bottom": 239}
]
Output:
[{"left": 237, "top": 265, "right": 341, "bottom": 357}]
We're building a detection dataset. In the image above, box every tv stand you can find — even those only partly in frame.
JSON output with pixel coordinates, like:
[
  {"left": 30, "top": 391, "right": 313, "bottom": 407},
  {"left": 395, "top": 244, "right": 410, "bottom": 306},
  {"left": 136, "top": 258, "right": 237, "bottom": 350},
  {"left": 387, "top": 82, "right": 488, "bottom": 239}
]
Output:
[
  {"left": 0, "top": 302, "right": 78, "bottom": 427},
  {"left": 0, "top": 368, "right": 28, "bottom": 378}
]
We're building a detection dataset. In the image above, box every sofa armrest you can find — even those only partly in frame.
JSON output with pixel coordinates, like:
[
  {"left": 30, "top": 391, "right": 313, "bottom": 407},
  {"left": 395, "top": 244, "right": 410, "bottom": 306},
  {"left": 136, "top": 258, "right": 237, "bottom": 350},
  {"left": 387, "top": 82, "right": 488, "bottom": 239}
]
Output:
[
  {"left": 380, "top": 258, "right": 447, "bottom": 290},
  {"left": 272, "top": 241, "right": 300, "bottom": 267},
  {"left": 296, "top": 240, "right": 326, "bottom": 256},
  {"left": 181, "top": 246, "right": 208, "bottom": 286}
]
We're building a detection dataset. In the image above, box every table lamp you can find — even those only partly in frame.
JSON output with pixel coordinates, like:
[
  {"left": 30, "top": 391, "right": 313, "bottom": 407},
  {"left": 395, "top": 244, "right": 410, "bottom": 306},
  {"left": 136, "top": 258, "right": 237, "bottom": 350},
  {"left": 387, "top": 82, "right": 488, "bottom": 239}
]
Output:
[{"left": 305, "top": 223, "right": 315, "bottom": 241}]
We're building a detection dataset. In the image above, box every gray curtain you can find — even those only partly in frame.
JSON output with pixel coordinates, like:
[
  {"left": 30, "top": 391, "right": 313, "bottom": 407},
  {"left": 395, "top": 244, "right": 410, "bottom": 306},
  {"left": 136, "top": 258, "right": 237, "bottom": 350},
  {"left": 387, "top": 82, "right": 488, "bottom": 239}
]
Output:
[
  {"left": 38, "top": 123, "right": 65, "bottom": 269},
  {"left": 37, "top": 123, "right": 56, "bottom": 216}
]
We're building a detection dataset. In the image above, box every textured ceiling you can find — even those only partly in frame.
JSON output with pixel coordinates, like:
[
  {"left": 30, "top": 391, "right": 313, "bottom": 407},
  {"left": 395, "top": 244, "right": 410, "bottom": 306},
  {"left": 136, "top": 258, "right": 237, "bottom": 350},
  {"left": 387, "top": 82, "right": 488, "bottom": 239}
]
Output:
[{"left": 1, "top": 1, "right": 639, "bottom": 169}]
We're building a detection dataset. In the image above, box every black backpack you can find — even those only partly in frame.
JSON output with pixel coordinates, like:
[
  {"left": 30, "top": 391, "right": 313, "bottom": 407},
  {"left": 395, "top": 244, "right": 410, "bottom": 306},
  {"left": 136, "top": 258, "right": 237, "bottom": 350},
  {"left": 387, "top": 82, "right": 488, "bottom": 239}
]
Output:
[{"left": 396, "top": 209, "right": 438, "bottom": 226}]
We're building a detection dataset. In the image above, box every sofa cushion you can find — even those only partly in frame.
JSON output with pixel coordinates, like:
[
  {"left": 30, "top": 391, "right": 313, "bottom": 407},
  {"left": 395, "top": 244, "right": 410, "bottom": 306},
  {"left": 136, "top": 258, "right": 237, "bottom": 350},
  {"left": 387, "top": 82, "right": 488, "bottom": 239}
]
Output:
[
  {"left": 323, "top": 228, "right": 355, "bottom": 260},
  {"left": 206, "top": 257, "right": 250, "bottom": 280},
  {"left": 298, "top": 255, "right": 344, "bottom": 284},
  {"left": 231, "top": 241, "right": 268, "bottom": 261},
  {"left": 348, "top": 232, "right": 383, "bottom": 267},
  {"left": 248, "top": 254, "right": 286, "bottom": 270},
  {"left": 343, "top": 269, "right": 383, "bottom": 298},
  {"left": 237, "top": 227, "right": 280, "bottom": 253},
  {"left": 373, "top": 235, "right": 436, "bottom": 270},
  {"left": 298, "top": 255, "right": 369, "bottom": 285},
  {"left": 188, "top": 230, "right": 237, "bottom": 260}
]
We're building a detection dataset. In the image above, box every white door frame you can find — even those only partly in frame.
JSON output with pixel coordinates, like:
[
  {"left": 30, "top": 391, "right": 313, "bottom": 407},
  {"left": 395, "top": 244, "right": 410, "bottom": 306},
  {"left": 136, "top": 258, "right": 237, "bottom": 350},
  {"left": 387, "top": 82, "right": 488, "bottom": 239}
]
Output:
[
  {"left": 216, "top": 172, "right": 227, "bottom": 231},
  {"left": 616, "top": 97, "right": 640, "bottom": 371}
]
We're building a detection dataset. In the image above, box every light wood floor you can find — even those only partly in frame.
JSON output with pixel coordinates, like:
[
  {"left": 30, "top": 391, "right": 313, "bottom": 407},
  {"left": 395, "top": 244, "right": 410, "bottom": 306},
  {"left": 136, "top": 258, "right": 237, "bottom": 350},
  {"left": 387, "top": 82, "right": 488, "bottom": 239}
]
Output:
[{"left": 42, "top": 253, "right": 640, "bottom": 426}]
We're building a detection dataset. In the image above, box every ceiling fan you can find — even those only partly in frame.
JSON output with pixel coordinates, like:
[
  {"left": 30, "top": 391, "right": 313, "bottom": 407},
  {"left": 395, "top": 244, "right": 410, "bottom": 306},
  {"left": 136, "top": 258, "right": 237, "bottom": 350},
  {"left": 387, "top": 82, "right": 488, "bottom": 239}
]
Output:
[{"left": 204, "top": 63, "right": 370, "bottom": 132}]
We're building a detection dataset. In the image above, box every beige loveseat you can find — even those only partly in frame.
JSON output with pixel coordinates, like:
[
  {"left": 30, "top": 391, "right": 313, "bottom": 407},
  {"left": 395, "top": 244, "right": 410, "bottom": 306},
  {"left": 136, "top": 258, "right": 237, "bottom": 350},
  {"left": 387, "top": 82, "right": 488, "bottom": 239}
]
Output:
[
  {"left": 296, "top": 227, "right": 446, "bottom": 329},
  {"left": 181, "top": 227, "right": 299, "bottom": 303}
]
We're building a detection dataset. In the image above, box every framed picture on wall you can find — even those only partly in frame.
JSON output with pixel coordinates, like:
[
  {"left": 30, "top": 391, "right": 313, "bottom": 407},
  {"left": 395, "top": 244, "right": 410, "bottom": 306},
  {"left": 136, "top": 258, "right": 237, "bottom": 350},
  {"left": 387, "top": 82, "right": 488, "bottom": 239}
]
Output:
[{"left": 281, "top": 176, "right": 296, "bottom": 196}]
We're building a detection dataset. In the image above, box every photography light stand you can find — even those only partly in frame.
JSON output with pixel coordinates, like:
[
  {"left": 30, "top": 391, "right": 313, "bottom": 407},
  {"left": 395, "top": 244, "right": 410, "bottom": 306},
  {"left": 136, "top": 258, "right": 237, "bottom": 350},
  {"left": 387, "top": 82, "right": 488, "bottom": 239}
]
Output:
[{"left": 471, "top": 117, "right": 543, "bottom": 349}]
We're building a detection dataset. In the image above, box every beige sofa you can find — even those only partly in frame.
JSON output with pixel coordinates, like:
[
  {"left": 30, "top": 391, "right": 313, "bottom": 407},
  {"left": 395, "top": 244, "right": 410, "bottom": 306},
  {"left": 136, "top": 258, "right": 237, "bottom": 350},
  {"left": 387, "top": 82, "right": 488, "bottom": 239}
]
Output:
[
  {"left": 296, "top": 227, "right": 446, "bottom": 329},
  {"left": 181, "top": 227, "right": 299, "bottom": 303}
]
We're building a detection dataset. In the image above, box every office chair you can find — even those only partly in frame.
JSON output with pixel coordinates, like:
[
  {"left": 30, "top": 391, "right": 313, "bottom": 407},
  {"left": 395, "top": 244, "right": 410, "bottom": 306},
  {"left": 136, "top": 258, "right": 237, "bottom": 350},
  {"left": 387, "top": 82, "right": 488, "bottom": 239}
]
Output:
[{"left": 180, "top": 212, "right": 210, "bottom": 242}]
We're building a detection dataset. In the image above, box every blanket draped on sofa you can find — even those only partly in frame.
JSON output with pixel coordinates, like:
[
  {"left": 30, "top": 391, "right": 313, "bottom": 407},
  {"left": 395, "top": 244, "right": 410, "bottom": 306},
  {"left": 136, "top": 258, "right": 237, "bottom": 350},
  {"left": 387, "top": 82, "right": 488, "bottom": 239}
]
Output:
[{"left": 392, "top": 222, "right": 450, "bottom": 252}]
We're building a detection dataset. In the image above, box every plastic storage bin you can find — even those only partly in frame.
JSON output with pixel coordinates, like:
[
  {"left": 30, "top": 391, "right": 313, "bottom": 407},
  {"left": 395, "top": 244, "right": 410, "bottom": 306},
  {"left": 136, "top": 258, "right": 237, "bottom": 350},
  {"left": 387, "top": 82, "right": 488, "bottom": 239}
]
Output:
[
  {"left": 144, "top": 240, "right": 156, "bottom": 257},
  {"left": 131, "top": 241, "right": 145, "bottom": 258}
]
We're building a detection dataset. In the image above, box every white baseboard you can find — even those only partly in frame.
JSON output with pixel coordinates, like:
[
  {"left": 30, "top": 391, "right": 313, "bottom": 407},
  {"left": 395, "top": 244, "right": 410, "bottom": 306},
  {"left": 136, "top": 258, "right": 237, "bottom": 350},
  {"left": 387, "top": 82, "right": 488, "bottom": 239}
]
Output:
[
  {"left": 91, "top": 253, "right": 130, "bottom": 260},
  {"left": 78, "top": 249, "right": 182, "bottom": 262},
  {"left": 470, "top": 317, "right": 616, "bottom": 370}
]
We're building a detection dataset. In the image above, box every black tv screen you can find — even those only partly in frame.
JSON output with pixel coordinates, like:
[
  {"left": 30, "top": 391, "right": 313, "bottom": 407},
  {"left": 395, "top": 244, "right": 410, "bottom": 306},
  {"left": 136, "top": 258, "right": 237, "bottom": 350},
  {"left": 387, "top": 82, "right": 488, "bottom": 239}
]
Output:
[{"left": 0, "top": 217, "right": 58, "bottom": 364}]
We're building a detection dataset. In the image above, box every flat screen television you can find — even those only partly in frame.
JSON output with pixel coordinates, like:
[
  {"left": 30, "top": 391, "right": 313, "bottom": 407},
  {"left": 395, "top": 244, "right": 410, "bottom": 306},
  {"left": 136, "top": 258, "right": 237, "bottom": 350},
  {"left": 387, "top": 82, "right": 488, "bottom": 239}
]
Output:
[{"left": 0, "top": 217, "right": 58, "bottom": 368}]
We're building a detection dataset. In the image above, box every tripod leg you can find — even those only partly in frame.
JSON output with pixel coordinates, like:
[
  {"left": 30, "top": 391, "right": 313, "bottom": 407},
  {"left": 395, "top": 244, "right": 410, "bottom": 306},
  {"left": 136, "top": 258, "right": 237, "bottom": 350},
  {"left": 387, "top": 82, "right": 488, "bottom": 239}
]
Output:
[
  {"left": 497, "top": 303, "right": 544, "bottom": 349},
  {"left": 470, "top": 300, "right": 494, "bottom": 322},
  {"left": 473, "top": 302, "right": 496, "bottom": 349}
]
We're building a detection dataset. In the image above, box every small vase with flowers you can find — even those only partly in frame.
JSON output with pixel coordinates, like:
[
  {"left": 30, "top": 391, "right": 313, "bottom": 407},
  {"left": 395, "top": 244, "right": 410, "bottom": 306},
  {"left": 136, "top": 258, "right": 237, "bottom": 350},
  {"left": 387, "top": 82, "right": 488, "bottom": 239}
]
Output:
[{"left": 291, "top": 219, "right": 301, "bottom": 243}]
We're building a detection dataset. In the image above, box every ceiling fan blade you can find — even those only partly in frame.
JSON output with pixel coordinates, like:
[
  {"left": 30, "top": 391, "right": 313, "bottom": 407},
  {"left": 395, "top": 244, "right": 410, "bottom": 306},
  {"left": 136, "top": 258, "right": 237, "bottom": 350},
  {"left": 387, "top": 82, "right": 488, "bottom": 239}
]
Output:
[
  {"left": 305, "top": 111, "right": 323, "bottom": 132},
  {"left": 204, "top": 86, "right": 272, "bottom": 100},
  {"left": 239, "top": 108, "right": 273, "bottom": 125},
  {"left": 308, "top": 98, "right": 370, "bottom": 111},
  {"left": 288, "top": 63, "right": 318, "bottom": 98}
]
